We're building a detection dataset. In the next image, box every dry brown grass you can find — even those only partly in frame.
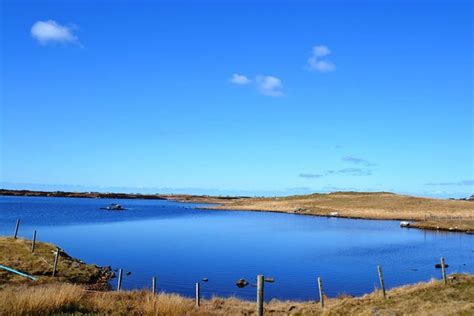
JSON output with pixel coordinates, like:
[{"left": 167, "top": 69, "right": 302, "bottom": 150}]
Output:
[
  {"left": 0, "top": 283, "right": 84, "bottom": 315},
  {"left": 207, "top": 192, "right": 474, "bottom": 232},
  {"left": 0, "top": 274, "right": 472, "bottom": 315}
]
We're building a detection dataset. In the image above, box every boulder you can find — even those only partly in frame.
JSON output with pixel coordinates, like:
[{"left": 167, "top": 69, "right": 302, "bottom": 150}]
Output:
[{"left": 236, "top": 278, "right": 249, "bottom": 288}]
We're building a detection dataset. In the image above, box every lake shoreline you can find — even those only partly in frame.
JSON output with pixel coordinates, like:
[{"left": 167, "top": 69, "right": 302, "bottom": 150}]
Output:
[
  {"left": 1, "top": 236, "right": 472, "bottom": 315},
  {"left": 2, "top": 274, "right": 473, "bottom": 315},
  {"left": 2, "top": 188, "right": 474, "bottom": 233},
  {"left": 197, "top": 206, "right": 474, "bottom": 235},
  {"left": 0, "top": 237, "right": 113, "bottom": 291}
]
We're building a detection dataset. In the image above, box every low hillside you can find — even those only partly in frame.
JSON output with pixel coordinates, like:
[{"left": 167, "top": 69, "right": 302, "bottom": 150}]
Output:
[{"left": 207, "top": 192, "right": 474, "bottom": 232}]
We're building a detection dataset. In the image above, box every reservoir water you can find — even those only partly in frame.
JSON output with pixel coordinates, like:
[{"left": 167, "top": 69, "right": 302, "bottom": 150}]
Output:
[{"left": 0, "top": 196, "right": 472, "bottom": 301}]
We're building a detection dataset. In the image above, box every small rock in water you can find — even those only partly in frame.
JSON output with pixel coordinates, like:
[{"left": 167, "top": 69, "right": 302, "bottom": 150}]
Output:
[
  {"left": 125, "top": 271, "right": 132, "bottom": 276},
  {"left": 236, "top": 278, "right": 249, "bottom": 288},
  {"left": 264, "top": 277, "right": 275, "bottom": 283},
  {"left": 202, "top": 278, "right": 209, "bottom": 282}
]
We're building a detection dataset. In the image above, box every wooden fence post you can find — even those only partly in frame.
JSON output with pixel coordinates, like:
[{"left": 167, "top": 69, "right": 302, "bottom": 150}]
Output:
[
  {"left": 117, "top": 269, "right": 123, "bottom": 291},
  {"left": 440, "top": 258, "right": 447, "bottom": 285},
  {"left": 31, "top": 230, "right": 37, "bottom": 253},
  {"left": 152, "top": 276, "right": 156, "bottom": 294},
  {"left": 257, "top": 274, "right": 264, "bottom": 316},
  {"left": 377, "top": 265, "right": 386, "bottom": 298},
  {"left": 317, "top": 277, "right": 324, "bottom": 308},
  {"left": 195, "top": 282, "right": 200, "bottom": 307},
  {"left": 14, "top": 219, "right": 20, "bottom": 239},
  {"left": 52, "top": 248, "right": 60, "bottom": 276}
]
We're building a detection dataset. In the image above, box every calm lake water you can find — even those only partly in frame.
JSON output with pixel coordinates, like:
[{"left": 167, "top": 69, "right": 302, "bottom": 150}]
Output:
[{"left": 1, "top": 196, "right": 473, "bottom": 300}]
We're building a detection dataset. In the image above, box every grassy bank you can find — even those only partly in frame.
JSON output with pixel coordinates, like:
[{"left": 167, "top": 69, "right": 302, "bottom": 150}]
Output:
[
  {"left": 0, "top": 237, "right": 112, "bottom": 290},
  {"left": 203, "top": 192, "right": 474, "bottom": 233},
  {"left": 0, "top": 274, "right": 473, "bottom": 315}
]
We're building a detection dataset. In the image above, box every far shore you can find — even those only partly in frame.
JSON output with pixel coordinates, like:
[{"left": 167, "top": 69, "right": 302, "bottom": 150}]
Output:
[{"left": 2, "top": 189, "right": 474, "bottom": 233}]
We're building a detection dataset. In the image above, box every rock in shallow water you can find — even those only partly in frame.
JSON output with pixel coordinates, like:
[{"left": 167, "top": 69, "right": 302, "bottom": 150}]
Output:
[{"left": 236, "top": 278, "right": 249, "bottom": 288}]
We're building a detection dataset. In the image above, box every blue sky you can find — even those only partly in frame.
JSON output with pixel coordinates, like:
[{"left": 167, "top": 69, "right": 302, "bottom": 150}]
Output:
[{"left": 1, "top": 0, "right": 473, "bottom": 197}]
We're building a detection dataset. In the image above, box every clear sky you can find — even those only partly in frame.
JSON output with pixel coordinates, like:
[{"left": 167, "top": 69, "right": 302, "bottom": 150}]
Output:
[{"left": 1, "top": 0, "right": 473, "bottom": 197}]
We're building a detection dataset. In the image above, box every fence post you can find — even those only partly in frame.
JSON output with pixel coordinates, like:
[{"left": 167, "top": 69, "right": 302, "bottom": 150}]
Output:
[
  {"left": 377, "top": 265, "right": 386, "bottom": 298},
  {"left": 152, "top": 276, "right": 156, "bottom": 294},
  {"left": 195, "top": 282, "right": 200, "bottom": 307},
  {"left": 52, "top": 247, "right": 60, "bottom": 276},
  {"left": 14, "top": 218, "right": 20, "bottom": 239},
  {"left": 440, "top": 257, "right": 447, "bottom": 285},
  {"left": 257, "top": 274, "right": 264, "bottom": 316},
  {"left": 31, "top": 230, "right": 37, "bottom": 253},
  {"left": 317, "top": 276, "right": 324, "bottom": 308},
  {"left": 117, "top": 269, "right": 123, "bottom": 291}
]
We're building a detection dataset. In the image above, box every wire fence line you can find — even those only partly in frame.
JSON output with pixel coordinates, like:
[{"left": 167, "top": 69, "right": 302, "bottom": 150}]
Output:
[{"left": 6, "top": 218, "right": 459, "bottom": 314}]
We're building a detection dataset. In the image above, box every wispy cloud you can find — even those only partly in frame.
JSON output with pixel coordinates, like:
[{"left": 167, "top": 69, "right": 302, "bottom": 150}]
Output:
[
  {"left": 342, "top": 156, "right": 376, "bottom": 166},
  {"left": 231, "top": 73, "right": 284, "bottom": 97},
  {"left": 426, "top": 180, "right": 474, "bottom": 186},
  {"left": 306, "top": 45, "right": 335, "bottom": 73},
  {"left": 31, "top": 20, "right": 80, "bottom": 46},
  {"left": 230, "top": 73, "right": 251, "bottom": 85},
  {"left": 300, "top": 167, "right": 372, "bottom": 179},
  {"left": 256, "top": 75, "right": 284, "bottom": 97},
  {"left": 331, "top": 168, "right": 372, "bottom": 176},
  {"left": 299, "top": 173, "right": 324, "bottom": 179}
]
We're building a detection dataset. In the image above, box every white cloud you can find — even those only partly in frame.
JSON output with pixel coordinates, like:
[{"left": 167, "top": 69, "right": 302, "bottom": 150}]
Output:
[
  {"left": 230, "top": 73, "right": 251, "bottom": 85},
  {"left": 256, "top": 75, "right": 284, "bottom": 97},
  {"left": 31, "top": 20, "right": 79, "bottom": 45},
  {"left": 230, "top": 73, "right": 284, "bottom": 97},
  {"left": 307, "top": 44, "right": 335, "bottom": 73},
  {"left": 313, "top": 45, "right": 331, "bottom": 57},
  {"left": 307, "top": 58, "right": 335, "bottom": 73}
]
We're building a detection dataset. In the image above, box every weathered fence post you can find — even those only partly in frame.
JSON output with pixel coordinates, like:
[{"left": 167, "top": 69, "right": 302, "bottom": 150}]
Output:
[
  {"left": 317, "top": 276, "right": 324, "bottom": 308},
  {"left": 152, "top": 276, "right": 156, "bottom": 294},
  {"left": 377, "top": 265, "right": 386, "bottom": 298},
  {"left": 195, "top": 282, "right": 200, "bottom": 307},
  {"left": 14, "top": 218, "right": 20, "bottom": 239},
  {"left": 257, "top": 274, "right": 264, "bottom": 316},
  {"left": 52, "top": 247, "right": 60, "bottom": 276},
  {"left": 31, "top": 230, "right": 37, "bottom": 253},
  {"left": 117, "top": 269, "right": 123, "bottom": 291},
  {"left": 440, "top": 257, "right": 447, "bottom": 285}
]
